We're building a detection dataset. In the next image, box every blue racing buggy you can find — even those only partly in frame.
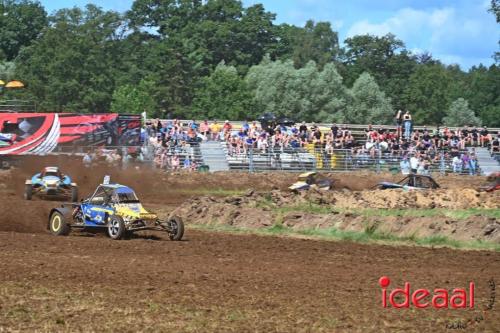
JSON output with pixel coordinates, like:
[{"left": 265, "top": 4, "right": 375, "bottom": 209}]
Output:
[
  {"left": 48, "top": 179, "right": 184, "bottom": 240},
  {"left": 25, "top": 166, "right": 78, "bottom": 201}
]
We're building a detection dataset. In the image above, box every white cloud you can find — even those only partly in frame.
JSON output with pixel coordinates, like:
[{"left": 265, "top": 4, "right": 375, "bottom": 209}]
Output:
[
  {"left": 345, "top": 4, "right": 498, "bottom": 68},
  {"left": 346, "top": 8, "right": 455, "bottom": 40}
]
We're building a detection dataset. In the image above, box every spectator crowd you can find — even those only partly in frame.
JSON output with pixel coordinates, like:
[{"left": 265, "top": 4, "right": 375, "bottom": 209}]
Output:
[
  {"left": 111, "top": 113, "right": 499, "bottom": 174},
  {"left": 142, "top": 119, "right": 200, "bottom": 171}
]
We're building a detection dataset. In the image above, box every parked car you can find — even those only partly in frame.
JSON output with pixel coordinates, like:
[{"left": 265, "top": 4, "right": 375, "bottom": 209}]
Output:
[
  {"left": 478, "top": 172, "right": 500, "bottom": 192},
  {"left": 377, "top": 174, "right": 440, "bottom": 190},
  {"left": 289, "top": 172, "right": 333, "bottom": 191}
]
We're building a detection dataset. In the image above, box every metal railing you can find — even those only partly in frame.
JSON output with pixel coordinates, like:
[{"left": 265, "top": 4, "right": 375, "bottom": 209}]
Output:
[
  {"left": 201, "top": 144, "right": 480, "bottom": 175},
  {"left": 147, "top": 119, "right": 500, "bottom": 136},
  {"left": 3, "top": 140, "right": 483, "bottom": 175},
  {"left": 0, "top": 100, "right": 37, "bottom": 113}
]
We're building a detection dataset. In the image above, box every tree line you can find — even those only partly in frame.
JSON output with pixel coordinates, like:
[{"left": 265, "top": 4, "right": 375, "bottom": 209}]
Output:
[{"left": 0, "top": 0, "right": 499, "bottom": 127}]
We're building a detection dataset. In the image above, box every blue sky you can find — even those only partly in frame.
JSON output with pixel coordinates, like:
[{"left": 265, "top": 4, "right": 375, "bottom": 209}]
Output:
[{"left": 41, "top": 0, "right": 499, "bottom": 69}]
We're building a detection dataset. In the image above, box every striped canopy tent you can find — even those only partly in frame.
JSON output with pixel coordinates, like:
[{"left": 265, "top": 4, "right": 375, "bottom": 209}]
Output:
[{"left": 5, "top": 80, "right": 25, "bottom": 88}]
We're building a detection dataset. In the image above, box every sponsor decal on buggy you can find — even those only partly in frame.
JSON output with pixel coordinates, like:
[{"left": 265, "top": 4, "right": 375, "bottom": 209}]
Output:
[
  {"left": 91, "top": 207, "right": 114, "bottom": 214},
  {"left": 115, "top": 204, "right": 157, "bottom": 220}
]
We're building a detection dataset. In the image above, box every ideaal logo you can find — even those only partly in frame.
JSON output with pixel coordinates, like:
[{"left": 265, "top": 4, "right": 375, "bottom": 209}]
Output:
[
  {"left": 379, "top": 276, "right": 474, "bottom": 309},
  {"left": 378, "top": 276, "right": 496, "bottom": 330}
]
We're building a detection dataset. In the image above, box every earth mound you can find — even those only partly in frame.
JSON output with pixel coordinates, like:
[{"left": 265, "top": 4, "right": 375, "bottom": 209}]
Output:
[{"left": 172, "top": 188, "right": 500, "bottom": 243}]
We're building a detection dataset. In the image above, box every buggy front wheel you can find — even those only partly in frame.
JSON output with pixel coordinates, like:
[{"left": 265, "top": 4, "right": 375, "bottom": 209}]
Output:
[
  {"left": 107, "top": 215, "right": 125, "bottom": 240},
  {"left": 49, "top": 211, "right": 70, "bottom": 236}
]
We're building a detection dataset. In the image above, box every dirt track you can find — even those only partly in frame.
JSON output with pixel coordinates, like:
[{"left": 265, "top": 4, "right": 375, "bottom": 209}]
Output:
[
  {"left": 1, "top": 230, "right": 499, "bottom": 332},
  {"left": 0, "top": 158, "right": 499, "bottom": 332}
]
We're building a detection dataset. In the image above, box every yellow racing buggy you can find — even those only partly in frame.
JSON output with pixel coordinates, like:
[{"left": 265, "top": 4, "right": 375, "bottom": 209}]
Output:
[{"left": 48, "top": 179, "right": 184, "bottom": 240}]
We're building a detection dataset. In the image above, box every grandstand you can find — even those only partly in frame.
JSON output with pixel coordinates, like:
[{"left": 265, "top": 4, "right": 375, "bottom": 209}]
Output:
[
  {"left": 156, "top": 120, "right": 499, "bottom": 175},
  {"left": 4, "top": 113, "right": 495, "bottom": 175}
]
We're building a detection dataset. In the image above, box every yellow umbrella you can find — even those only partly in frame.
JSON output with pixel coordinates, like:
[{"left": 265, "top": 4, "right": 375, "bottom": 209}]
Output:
[
  {"left": 0, "top": 80, "right": 5, "bottom": 86},
  {"left": 5, "top": 80, "right": 25, "bottom": 88}
]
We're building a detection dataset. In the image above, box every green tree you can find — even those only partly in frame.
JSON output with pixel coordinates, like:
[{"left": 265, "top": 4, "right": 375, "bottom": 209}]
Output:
[
  {"left": 342, "top": 34, "right": 416, "bottom": 109},
  {"left": 445, "top": 64, "right": 469, "bottom": 103},
  {"left": 0, "top": 0, "right": 48, "bottom": 61},
  {"left": 402, "top": 63, "right": 450, "bottom": 125},
  {"left": 0, "top": 61, "right": 15, "bottom": 80},
  {"left": 292, "top": 20, "right": 339, "bottom": 68},
  {"left": 344, "top": 72, "right": 393, "bottom": 124},
  {"left": 342, "top": 34, "right": 406, "bottom": 84},
  {"left": 246, "top": 58, "right": 348, "bottom": 122},
  {"left": 128, "top": 0, "right": 277, "bottom": 74},
  {"left": 491, "top": 0, "right": 500, "bottom": 22},
  {"left": 126, "top": 0, "right": 280, "bottom": 116},
  {"left": 442, "top": 98, "right": 481, "bottom": 127},
  {"left": 14, "top": 5, "right": 125, "bottom": 112},
  {"left": 246, "top": 58, "right": 318, "bottom": 121},
  {"left": 266, "top": 23, "right": 302, "bottom": 61},
  {"left": 110, "top": 79, "right": 157, "bottom": 116},
  {"left": 310, "top": 62, "right": 348, "bottom": 121},
  {"left": 192, "top": 62, "right": 254, "bottom": 120},
  {"left": 133, "top": 37, "right": 204, "bottom": 118},
  {"left": 463, "top": 64, "right": 500, "bottom": 126},
  {"left": 246, "top": 56, "right": 296, "bottom": 118},
  {"left": 0, "top": 61, "right": 15, "bottom": 96}
]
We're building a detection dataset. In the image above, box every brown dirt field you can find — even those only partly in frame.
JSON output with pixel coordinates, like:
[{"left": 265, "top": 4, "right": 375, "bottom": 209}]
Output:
[
  {"left": 0, "top": 159, "right": 499, "bottom": 332},
  {"left": 1, "top": 231, "right": 499, "bottom": 332}
]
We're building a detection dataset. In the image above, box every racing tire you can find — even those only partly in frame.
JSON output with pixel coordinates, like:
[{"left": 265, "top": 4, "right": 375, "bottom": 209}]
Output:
[
  {"left": 107, "top": 215, "right": 126, "bottom": 240},
  {"left": 49, "top": 211, "right": 70, "bottom": 236},
  {"left": 24, "top": 184, "right": 32, "bottom": 200},
  {"left": 167, "top": 216, "right": 184, "bottom": 241},
  {"left": 71, "top": 186, "right": 78, "bottom": 202}
]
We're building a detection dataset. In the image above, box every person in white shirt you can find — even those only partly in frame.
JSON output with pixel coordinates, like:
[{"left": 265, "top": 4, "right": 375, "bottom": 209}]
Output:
[
  {"left": 82, "top": 152, "right": 92, "bottom": 168},
  {"left": 410, "top": 155, "right": 419, "bottom": 174},
  {"left": 452, "top": 155, "right": 462, "bottom": 173},
  {"left": 400, "top": 158, "right": 410, "bottom": 175},
  {"left": 417, "top": 158, "right": 426, "bottom": 175}
]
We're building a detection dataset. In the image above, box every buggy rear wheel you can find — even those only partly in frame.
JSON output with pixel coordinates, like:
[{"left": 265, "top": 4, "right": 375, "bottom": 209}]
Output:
[
  {"left": 49, "top": 211, "right": 70, "bottom": 236},
  {"left": 107, "top": 215, "right": 125, "bottom": 240},
  {"left": 24, "top": 184, "right": 32, "bottom": 200},
  {"left": 167, "top": 216, "right": 184, "bottom": 241},
  {"left": 71, "top": 186, "right": 78, "bottom": 202}
]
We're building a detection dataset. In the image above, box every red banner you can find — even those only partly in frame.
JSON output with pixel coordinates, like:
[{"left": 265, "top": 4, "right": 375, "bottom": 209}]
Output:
[{"left": 0, "top": 113, "right": 141, "bottom": 155}]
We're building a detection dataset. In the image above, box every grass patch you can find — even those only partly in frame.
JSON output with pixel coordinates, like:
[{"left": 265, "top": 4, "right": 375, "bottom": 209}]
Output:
[
  {"left": 350, "top": 208, "right": 500, "bottom": 219},
  {"left": 275, "top": 206, "right": 500, "bottom": 220},
  {"left": 415, "top": 235, "right": 464, "bottom": 249},
  {"left": 189, "top": 224, "right": 500, "bottom": 252},
  {"left": 363, "top": 221, "right": 379, "bottom": 235}
]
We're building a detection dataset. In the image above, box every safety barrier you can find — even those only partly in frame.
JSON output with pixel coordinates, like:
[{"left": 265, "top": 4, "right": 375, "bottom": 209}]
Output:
[{"left": 12, "top": 142, "right": 483, "bottom": 175}]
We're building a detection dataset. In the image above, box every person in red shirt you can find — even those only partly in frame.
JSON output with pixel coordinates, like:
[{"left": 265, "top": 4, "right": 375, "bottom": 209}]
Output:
[
  {"left": 223, "top": 120, "right": 232, "bottom": 133},
  {"left": 386, "top": 131, "right": 396, "bottom": 141},
  {"left": 199, "top": 120, "right": 210, "bottom": 138}
]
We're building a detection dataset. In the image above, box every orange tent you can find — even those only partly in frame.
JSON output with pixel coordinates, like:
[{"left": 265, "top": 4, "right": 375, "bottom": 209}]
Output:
[{"left": 5, "top": 80, "right": 25, "bottom": 88}]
